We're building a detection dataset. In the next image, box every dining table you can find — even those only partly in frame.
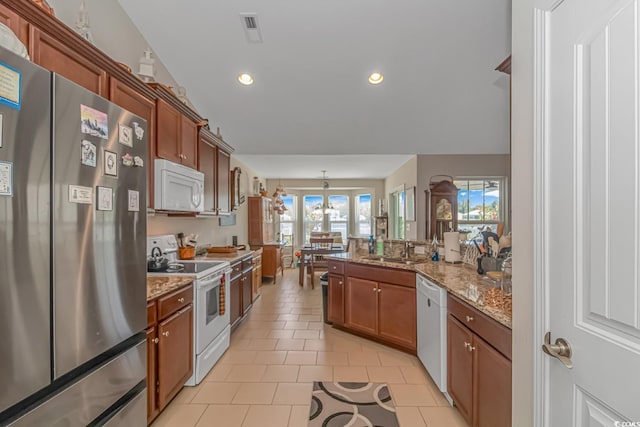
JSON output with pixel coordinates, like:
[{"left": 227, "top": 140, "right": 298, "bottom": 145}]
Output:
[{"left": 298, "top": 244, "right": 345, "bottom": 286}]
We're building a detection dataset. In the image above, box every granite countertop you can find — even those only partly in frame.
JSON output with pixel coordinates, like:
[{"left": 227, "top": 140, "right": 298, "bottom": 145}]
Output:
[
  {"left": 147, "top": 276, "right": 195, "bottom": 301},
  {"left": 328, "top": 253, "right": 512, "bottom": 328},
  {"left": 195, "top": 249, "right": 255, "bottom": 263}
]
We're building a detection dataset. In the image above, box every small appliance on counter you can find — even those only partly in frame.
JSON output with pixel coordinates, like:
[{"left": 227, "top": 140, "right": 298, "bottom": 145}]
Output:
[
  {"left": 443, "top": 231, "right": 462, "bottom": 263},
  {"left": 147, "top": 235, "right": 232, "bottom": 385}
]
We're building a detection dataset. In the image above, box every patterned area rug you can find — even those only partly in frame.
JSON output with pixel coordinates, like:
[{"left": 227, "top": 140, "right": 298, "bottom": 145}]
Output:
[{"left": 309, "top": 382, "right": 400, "bottom": 427}]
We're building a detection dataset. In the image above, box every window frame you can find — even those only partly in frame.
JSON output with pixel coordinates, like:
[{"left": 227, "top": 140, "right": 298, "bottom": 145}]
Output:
[
  {"left": 454, "top": 177, "right": 507, "bottom": 236},
  {"left": 278, "top": 195, "right": 297, "bottom": 245},
  {"left": 354, "top": 193, "right": 372, "bottom": 238}
]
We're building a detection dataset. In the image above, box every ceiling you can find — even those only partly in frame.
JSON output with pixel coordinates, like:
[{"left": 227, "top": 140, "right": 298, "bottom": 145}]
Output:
[{"left": 118, "top": 0, "right": 512, "bottom": 179}]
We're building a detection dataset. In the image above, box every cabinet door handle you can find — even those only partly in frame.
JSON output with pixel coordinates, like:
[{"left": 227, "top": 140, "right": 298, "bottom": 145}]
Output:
[
  {"left": 466, "top": 316, "right": 474, "bottom": 322},
  {"left": 339, "top": 281, "right": 343, "bottom": 285},
  {"left": 378, "top": 289, "right": 382, "bottom": 293},
  {"left": 153, "top": 337, "right": 159, "bottom": 344},
  {"left": 178, "top": 297, "right": 185, "bottom": 303},
  {"left": 372, "top": 288, "right": 376, "bottom": 292},
  {"left": 162, "top": 331, "right": 170, "bottom": 337},
  {"left": 333, "top": 266, "right": 337, "bottom": 270},
  {"left": 468, "top": 345, "right": 475, "bottom": 352}
]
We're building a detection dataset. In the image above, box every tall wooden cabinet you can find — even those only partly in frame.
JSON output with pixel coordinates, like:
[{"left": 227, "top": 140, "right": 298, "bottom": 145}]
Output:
[{"left": 248, "top": 196, "right": 283, "bottom": 283}]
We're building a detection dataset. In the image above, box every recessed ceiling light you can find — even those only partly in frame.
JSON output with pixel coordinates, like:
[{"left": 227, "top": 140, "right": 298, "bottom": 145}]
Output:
[
  {"left": 238, "top": 73, "right": 254, "bottom": 85},
  {"left": 368, "top": 72, "right": 384, "bottom": 85}
]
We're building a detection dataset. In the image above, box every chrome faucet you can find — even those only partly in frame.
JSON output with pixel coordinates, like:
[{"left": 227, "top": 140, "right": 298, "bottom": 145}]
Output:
[{"left": 401, "top": 241, "right": 414, "bottom": 258}]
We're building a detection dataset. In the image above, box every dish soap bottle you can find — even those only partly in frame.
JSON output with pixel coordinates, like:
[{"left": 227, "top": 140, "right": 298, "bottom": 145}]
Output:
[
  {"left": 368, "top": 235, "right": 375, "bottom": 254},
  {"left": 376, "top": 236, "right": 384, "bottom": 255}
]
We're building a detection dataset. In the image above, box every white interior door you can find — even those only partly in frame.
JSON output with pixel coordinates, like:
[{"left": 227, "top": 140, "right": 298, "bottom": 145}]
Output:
[{"left": 542, "top": 0, "right": 640, "bottom": 424}]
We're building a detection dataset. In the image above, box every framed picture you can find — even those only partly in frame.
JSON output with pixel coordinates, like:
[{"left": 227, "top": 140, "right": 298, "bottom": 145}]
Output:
[
  {"left": 118, "top": 124, "right": 133, "bottom": 147},
  {"left": 103, "top": 150, "right": 117, "bottom": 176},
  {"left": 406, "top": 186, "right": 416, "bottom": 222},
  {"left": 81, "top": 140, "right": 96, "bottom": 167},
  {"left": 97, "top": 186, "right": 113, "bottom": 211}
]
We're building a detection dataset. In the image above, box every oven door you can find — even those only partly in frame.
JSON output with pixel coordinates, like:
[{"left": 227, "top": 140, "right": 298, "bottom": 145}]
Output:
[{"left": 196, "top": 273, "right": 229, "bottom": 353}]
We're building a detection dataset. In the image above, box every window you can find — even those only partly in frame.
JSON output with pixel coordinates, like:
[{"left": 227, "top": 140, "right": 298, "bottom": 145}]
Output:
[
  {"left": 328, "top": 195, "right": 348, "bottom": 242},
  {"left": 355, "top": 193, "right": 372, "bottom": 237},
  {"left": 455, "top": 178, "right": 505, "bottom": 238},
  {"left": 279, "top": 195, "right": 296, "bottom": 245},
  {"left": 303, "top": 195, "right": 323, "bottom": 243},
  {"left": 390, "top": 188, "right": 405, "bottom": 239}
]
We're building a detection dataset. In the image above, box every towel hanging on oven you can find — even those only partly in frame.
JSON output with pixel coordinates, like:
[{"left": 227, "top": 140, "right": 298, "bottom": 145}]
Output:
[{"left": 219, "top": 277, "right": 226, "bottom": 315}]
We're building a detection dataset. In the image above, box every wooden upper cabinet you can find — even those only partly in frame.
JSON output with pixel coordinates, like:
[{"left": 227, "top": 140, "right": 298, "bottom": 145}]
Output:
[
  {"left": 217, "top": 149, "right": 231, "bottom": 214},
  {"left": 109, "top": 77, "right": 156, "bottom": 208},
  {"left": 180, "top": 115, "right": 197, "bottom": 170},
  {"left": 30, "top": 27, "right": 108, "bottom": 96},
  {"left": 198, "top": 135, "right": 217, "bottom": 213},
  {"left": 156, "top": 98, "right": 181, "bottom": 164},
  {"left": 0, "top": 4, "right": 28, "bottom": 47}
]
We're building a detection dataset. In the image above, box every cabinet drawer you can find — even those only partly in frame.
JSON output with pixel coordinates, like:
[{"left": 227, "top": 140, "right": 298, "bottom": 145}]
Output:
[
  {"left": 241, "top": 256, "right": 253, "bottom": 273},
  {"left": 347, "top": 263, "right": 415, "bottom": 287},
  {"left": 328, "top": 259, "right": 345, "bottom": 275},
  {"left": 448, "top": 295, "right": 511, "bottom": 360},
  {"left": 231, "top": 260, "right": 242, "bottom": 279},
  {"left": 157, "top": 285, "right": 193, "bottom": 321},
  {"left": 147, "top": 301, "right": 157, "bottom": 328}
]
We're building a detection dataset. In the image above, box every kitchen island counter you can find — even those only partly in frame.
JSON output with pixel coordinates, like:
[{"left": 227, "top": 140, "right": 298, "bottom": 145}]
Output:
[
  {"left": 328, "top": 253, "right": 511, "bottom": 328},
  {"left": 147, "top": 276, "right": 195, "bottom": 301}
]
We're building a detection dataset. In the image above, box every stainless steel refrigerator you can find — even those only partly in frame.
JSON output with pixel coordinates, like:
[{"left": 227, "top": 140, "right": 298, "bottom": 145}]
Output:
[{"left": 0, "top": 46, "right": 147, "bottom": 426}]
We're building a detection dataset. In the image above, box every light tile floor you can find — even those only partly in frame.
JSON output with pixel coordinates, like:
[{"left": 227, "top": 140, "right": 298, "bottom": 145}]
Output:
[{"left": 152, "top": 269, "right": 467, "bottom": 427}]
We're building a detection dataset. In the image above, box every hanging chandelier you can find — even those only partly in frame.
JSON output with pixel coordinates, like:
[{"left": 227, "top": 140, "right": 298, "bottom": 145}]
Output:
[
  {"left": 313, "top": 170, "right": 335, "bottom": 215},
  {"left": 272, "top": 179, "right": 287, "bottom": 215}
]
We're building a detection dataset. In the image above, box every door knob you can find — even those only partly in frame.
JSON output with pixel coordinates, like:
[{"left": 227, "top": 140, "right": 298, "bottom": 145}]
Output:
[{"left": 542, "top": 332, "right": 573, "bottom": 369}]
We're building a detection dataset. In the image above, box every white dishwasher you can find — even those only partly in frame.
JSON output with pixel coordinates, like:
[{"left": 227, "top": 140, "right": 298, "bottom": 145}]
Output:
[{"left": 416, "top": 274, "right": 452, "bottom": 404}]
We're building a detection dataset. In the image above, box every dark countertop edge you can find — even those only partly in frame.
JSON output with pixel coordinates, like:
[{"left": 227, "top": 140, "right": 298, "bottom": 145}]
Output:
[{"left": 327, "top": 253, "right": 512, "bottom": 329}]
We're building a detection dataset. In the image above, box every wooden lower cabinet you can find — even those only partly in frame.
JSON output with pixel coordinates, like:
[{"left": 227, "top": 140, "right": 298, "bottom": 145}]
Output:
[
  {"left": 259, "top": 244, "right": 282, "bottom": 283},
  {"left": 447, "top": 295, "right": 512, "bottom": 427},
  {"left": 335, "top": 262, "right": 417, "bottom": 352},
  {"left": 157, "top": 305, "right": 193, "bottom": 409},
  {"left": 146, "top": 326, "right": 158, "bottom": 422},
  {"left": 377, "top": 282, "right": 417, "bottom": 350},
  {"left": 327, "top": 273, "right": 344, "bottom": 325},
  {"left": 345, "top": 277, "right": 378, "bottom": 336},
  {"left": 252, "top": 250, "right": 263, "bottom": 301},
  {"left": 230, "top": 273, "right": 242, "bottom": 327},
  {"left": 447, "top": 315, "right": 474, "bottom": 424},
  {"left": 146, "top": 283, "right": 194, "bottom": 425},
  {"left": 474, "top": 334, "right": 512, "bottom": 427},
  {"left": 230, "top": 256, "right": 254, "bottom": 329}
]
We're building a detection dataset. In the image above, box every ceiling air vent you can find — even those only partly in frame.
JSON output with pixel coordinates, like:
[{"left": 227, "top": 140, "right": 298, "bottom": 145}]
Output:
[{"left": 240, "top": 13, "right": 263, "bottom": 43}]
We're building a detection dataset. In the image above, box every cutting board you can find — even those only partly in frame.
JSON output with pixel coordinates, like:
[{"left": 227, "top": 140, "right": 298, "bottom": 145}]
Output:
[{"left": 207, "top": 246, "right": 238, "bottom": 254}]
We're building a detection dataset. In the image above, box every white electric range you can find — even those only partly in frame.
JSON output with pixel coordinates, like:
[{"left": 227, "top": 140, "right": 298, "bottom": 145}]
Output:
[{"left": 147, "top": 235, "right": 232, "bottom": 386}]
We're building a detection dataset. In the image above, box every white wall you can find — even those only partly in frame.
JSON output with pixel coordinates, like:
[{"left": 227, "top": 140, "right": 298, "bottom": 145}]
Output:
[
  {"left": 384, "top": 156, "right": 418, "bottom": 240},
  {"left": 147, "top": 157, "right": 262, "bottom": 246},
  {"left": 511, "top": 0, "right": 534, "bottom": 425},
  {"left": 416, "top": 154, "right": 511, "bottom": 240}
]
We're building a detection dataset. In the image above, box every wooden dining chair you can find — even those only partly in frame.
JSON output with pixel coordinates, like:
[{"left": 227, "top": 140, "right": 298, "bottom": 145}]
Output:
[{"left": 306, "top": 237, "right": 333, "bottom": 288}]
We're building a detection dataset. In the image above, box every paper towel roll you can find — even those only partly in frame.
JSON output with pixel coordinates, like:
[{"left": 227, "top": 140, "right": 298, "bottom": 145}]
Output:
[{"left": 444, "top": 232, "right": 461, "bottom": 263}]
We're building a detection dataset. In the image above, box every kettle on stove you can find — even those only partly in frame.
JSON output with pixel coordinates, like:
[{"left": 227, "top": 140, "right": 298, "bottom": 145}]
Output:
[{"left": 147, "top": 246, "right": 169, "bottom": 272}]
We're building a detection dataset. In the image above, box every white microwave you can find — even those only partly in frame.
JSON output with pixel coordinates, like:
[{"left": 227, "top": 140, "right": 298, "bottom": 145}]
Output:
[{"left": 154, "top": 159, "right": 204, "bottom": 212}]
